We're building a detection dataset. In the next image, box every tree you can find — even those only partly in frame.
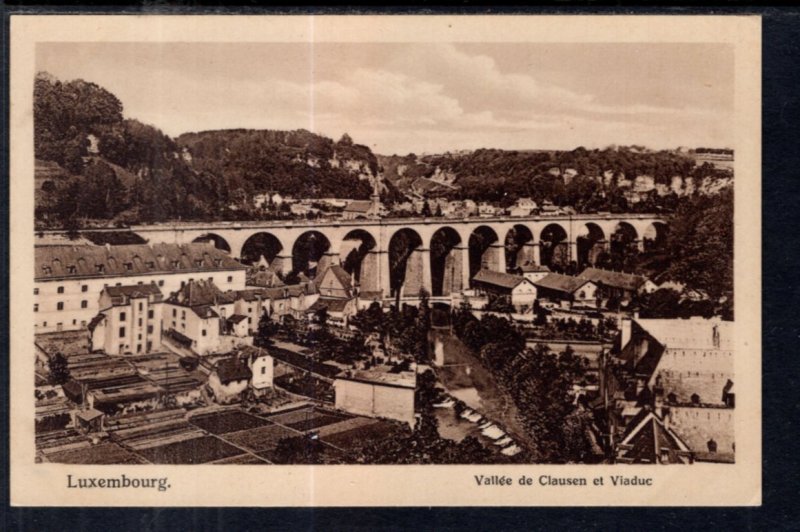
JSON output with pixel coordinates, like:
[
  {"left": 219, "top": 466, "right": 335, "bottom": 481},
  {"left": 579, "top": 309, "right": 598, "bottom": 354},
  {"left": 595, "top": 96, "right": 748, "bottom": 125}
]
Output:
[
  {"left": 255, "top": 313, "right": 279, "bottom": 347},
  {"left": 421, "top": 200, "right": 432, "bottom": 217},
  {"left": 48, "top": 352, "right": 70, "bottom": 385}
]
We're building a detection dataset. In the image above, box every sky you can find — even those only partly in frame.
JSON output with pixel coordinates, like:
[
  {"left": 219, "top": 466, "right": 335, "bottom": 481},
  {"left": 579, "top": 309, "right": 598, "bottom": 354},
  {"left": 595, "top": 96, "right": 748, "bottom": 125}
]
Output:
[{"left": 37, "top": 42, "right": 734, "bottom": 155}]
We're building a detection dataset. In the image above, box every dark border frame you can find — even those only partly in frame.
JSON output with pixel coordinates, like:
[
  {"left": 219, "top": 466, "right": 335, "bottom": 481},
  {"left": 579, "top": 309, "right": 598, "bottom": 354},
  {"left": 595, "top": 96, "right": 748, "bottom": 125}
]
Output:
[{"left": 2, "top": 4, "right": 799, "bottom": 530}]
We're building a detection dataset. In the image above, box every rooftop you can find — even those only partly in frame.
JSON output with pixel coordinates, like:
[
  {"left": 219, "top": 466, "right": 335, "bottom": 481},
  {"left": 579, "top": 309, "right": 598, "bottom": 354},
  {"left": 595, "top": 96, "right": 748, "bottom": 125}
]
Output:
[
  {"left": 166, "top": 279, "right": 235, "bottom": 308},
  {"left": 579, "top": 267, "right": 649, "bottom": 292},
  {"left": 338, "top": 369, "right": 416, "bottom": 389},
  {"left": 533, "top": 273, "right": 593, "bottom": 294},
  {"left": 472, "top": 269, "right": 528, "bottom": 290},
  {"left": 35, "top": 243, "right": 246, "bottom": 281}
]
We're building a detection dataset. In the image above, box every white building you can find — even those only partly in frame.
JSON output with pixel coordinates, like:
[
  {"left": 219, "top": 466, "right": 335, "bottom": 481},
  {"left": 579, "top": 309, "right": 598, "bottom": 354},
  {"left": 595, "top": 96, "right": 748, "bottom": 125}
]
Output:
[
  {"left": 35, "top": 243, "right": 247, "bottom": 334},
  {"left": 89, "top": 283, "right": 164, "bottom": 355},
  {"left": 334, "top": 369, "right": 416, "bottom": 426}
]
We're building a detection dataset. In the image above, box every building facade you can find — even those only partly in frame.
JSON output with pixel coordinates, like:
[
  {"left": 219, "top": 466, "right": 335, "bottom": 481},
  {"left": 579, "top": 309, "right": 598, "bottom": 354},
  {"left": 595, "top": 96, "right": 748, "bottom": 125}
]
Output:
[{"left": 35, "top": 243, "right": 247, "bottom": 333}]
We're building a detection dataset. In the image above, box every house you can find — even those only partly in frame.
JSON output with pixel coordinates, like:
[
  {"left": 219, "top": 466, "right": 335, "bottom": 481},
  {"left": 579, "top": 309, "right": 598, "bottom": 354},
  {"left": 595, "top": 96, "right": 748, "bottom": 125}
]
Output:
[
  {"left": 508, "top": 197, "right": 538, "bottom": 217},
  {"left": 607, "top": 317, "right": 735, "bottom": 463},
  {"left": 163, "top": 279, "right": 240, "bottom": 356},
  {"left": 305, "top": 297, "right": 358, "bottom": 328},
  {"left": 315, "top": 264, "right": 354, "bottom": 298},
  {"left": 518, "top": 262, "right": 551, "bottom": 284},
  {"left": 34, "top": 243, "right": 247, "bottom": 334},
  {"left": 471, "top": 269, "right": 537, "bottom": 310},
  {"left": 245, "top": 347, "right": 274, "bottom": 391},
  {"left": 334, "top": 368, "right": 416, "bottom": 426},
  {"left": 462, "top": 199, "right": 478, "bottom": 215},
  {"left": 89, "top": 283, "right": 164, "bottom": 355},
  {"left": 477, "top": 202, "right": 497, "bottom": 217},
  {"left": 341, "top": 199, "right": 384, "bottom": 220},
  {"left": 207, "top": 354, "right": 252, "bottom": 404},
  {"left": 578, "top": 267, "right": 658, "bottom": 302},
  {"left": 540, "top": 200, "right": 561, "bottom": 216},
  {"left": 532, "top": 273, "right": 599, "bottom": 308}
]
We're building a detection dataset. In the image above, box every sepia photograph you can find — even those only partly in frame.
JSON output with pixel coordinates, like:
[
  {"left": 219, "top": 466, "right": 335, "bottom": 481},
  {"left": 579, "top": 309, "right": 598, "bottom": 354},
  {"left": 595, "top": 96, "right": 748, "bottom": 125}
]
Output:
[{"left": 10, "top": 15, "right": 761, "bottom": 506}]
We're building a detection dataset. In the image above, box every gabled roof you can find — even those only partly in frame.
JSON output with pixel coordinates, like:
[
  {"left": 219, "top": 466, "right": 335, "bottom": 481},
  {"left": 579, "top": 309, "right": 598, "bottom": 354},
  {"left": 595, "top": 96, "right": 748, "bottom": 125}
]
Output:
[
  {"left": 227, "top": 314, "right": 248, "bottom": 324},
  {"left": 166, "top": 279, "right": 235, "bottom": 308},
  {"left": 318, "top": 264, "right": 353, "bottom": 291},
  {"left": 35, "top": 243, "right": 246, "bottom": 281},
  {"left": 579, "top": 267, "right": 649, "bottom": 292},
  {"left": 472, "top": 269, "right": 528, "bottom": 290},
  {"left": 533, "top": 273, "right": 593, "bottom": 294},
  {"left": 617, "top": 409, "right": 690, "bottom": 463},
  {"left": 192, "top": 305, "right": 219, "bottom": 319},
  {"left": 344, "top": 200, "right": 373, "bottom": 213},
  {"left": 105, "top": 283, "right": 162, "bottom": 298},
  {"left": 215, "top": 356, "right": 252, "bottom": 384}
]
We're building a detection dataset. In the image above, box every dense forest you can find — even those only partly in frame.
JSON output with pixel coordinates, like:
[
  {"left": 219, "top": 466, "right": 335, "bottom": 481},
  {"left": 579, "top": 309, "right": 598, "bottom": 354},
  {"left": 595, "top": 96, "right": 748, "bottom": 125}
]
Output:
[
  {"left": 378, "top": 146, "right": 732, "bottom": 210},
  {"left": 33, "top": 73, "right": 379, "bottom": 227}
]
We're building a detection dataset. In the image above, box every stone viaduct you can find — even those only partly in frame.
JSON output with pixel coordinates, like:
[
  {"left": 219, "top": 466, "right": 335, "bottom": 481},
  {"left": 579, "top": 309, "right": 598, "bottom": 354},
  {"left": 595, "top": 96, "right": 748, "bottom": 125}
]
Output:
[{"left": 52, "top": 214, "right": 667, "bottom": 300}]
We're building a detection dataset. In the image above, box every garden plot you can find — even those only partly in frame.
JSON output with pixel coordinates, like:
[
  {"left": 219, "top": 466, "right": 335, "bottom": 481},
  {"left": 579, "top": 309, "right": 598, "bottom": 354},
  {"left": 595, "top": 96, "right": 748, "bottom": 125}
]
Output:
[
  {"left": 111, "top": 419, "right": 205, "bottom": 451},
  {"left": 211, "top": 454, "right": 270, "bottom": 465},
  {"left": 138, "top": 436, "right": 243, "bottom": 464},
  {"left": 45, "top": 442, "right": 146, "bottom": 465},
  {"left": 189, "top": 410, "right": 272, "bottom": 435},
  {"left": 266, "top": 406, "right": 350, "bottom": 431},
  {"left": 222, "top": 424, "right": 299, "bottom": 453},
  {"left": 313, "top": 416, "right": 379, "bottom": 438},
  {"left": 320, "top": 421, "right": 407, "bottom": 452}
]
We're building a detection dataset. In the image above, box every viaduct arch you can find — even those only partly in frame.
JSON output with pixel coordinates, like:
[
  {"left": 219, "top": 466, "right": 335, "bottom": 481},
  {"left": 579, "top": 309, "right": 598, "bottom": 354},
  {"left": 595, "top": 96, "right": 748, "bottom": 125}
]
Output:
[{"left": 59, "top": 213, "right": 665, "bottom": 301}]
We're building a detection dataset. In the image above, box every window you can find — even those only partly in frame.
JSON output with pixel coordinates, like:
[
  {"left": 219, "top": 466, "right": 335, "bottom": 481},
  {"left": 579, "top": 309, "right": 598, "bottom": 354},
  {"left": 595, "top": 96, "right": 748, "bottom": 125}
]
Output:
[
  {"left": 72, "top": 319, "right": 77, "bottom": 325},
  {"left": 261, "top": 366, "right": 266, "bottom": 375},
  {"left": 81, "top": 300, "right": 88, "bottom": 309},
  {"left": 147, "top": 325, "right": 153, "bottom": 334},
  {"left": 138, "top": 281, "right": 143, "bottom": 285},
  {"left": 138, "top": 318, "right": 143, "bottom": 326},
  {"left": 707, "top": 439, "right": 718, "bottom": 453},
  {"left": 43, "top": 321, "right": 47, "bottom": 327},
  {"left": 138, "top": 302, "right": 143, "bottom": 311},
  {"left": 119, "top": 327, "right": 126, "bottom": 338},
  {"left": 81, "top": 285, "right": 88, "bottom": 292},
  {"left": 56, "top": 302, "right": 64, "bottom": 311},
  {"left": 81, "top": 321, "right": 86, "bottom": 327},
  {"left": 201, "top": 329, "right": 207, "bottom": 337},
  {"left": 146, "top": 261, "right": 155, "bottom": 269},
  {"left": 208, "top": 277, "right": 213, "bottom": 282},
  {"left": 33, "top": 288, "right": 39, "bottom": 295},
  {"left": 138, "top": 334, "right": 142, "bottom": 340},
  {"left": 148, "top": 310, "right": 154, "bottom": 319},
  {"left": 34, "top": 304, "right": 38, "bottom": 312},
  {"left": 158, "top": 280, "right": 164, "bottom": 287},
  {"left": 124, "top": 262, "right": 133, "bottom": 271},
  {"left": 67, "top": 265, "right": 76, "bottom": 274},
  {"left": 120, "top": 312, "right": 126, "bottom": 321},
  {"left": 116, "top": 282, "right": 122, "bottom": 286},
  {"left": 228, "top": 276, "right": 233, "bottom": 283},
  {"left": 181, "top": 310, "right": 186, "bottom": 319},
  {"left": 57, "top": 286, "right": 64, "bottom": 294},
  {"left": 691, "top": 393, "right": 700, "bottom": 405},
  {"left": 96, "top": 264, "right": 105, "bottom": 273}
]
